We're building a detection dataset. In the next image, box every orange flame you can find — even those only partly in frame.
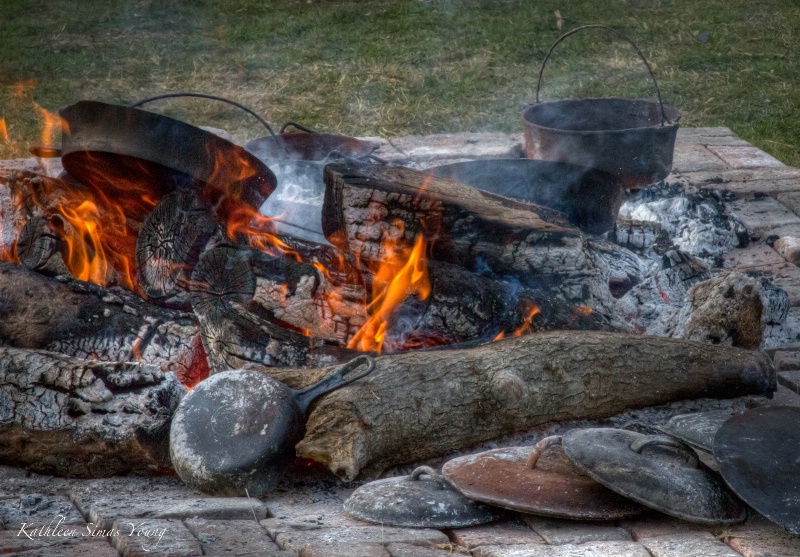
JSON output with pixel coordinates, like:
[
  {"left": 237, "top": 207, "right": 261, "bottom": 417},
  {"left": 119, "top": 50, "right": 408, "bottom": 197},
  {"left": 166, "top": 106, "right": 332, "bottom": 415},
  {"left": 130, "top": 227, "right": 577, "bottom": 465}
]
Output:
[
  {"left": 34, "top": 103, "right": 60, "bottom": 148},
  {"left": 493, "top": 302, "right": 540, "bottom": 341},
  {"left": 347, "top": 232, "right": 431, "bottom": 353},
  {"left": 575, "top": 305, "right": 593, "bottom": 316},
  {"left": 0, "top": 119, "right": 8, "bottom": 143}
]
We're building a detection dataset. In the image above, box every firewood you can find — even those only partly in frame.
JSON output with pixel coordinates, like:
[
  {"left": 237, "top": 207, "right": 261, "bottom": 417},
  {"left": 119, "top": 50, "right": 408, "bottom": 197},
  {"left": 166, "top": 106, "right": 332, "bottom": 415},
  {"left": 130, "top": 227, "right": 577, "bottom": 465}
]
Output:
[
  {"left": 0, "top": 262, "right": 207, "bottom": 386},
  {"left": 321, "top": 163, "right": 622, "bottom": 327},
  {"left": 188, "top": 246, "right": 358, "bottom": 372},
  {"left": 0, "top": 346, "right": 185, "bottom": 477},
  {"left": 255, "top": 331, "right": 775, "bottom": 479},
  {"left": 136, "top": 189, "right": 217, "bottom": 308}
]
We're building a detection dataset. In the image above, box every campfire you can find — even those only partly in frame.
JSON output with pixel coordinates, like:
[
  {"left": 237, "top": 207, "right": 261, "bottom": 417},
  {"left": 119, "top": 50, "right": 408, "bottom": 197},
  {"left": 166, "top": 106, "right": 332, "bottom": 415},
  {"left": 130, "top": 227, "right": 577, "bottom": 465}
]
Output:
[{"left": 0, "top": 96, "right": 781, "bottom": 497}]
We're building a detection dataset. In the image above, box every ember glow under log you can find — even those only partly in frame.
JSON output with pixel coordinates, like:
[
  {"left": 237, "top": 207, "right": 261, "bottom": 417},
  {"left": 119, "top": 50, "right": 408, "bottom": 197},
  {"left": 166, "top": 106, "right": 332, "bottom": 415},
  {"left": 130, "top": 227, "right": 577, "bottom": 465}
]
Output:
[{"left": 257, "top": 331, "right": 776, "bottom": 479}]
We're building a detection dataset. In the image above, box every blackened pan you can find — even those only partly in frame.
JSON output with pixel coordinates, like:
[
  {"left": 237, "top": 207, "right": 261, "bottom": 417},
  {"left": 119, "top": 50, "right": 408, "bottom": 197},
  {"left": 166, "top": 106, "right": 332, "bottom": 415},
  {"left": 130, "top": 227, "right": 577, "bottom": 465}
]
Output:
[
  {"left": 56, "top": 99, "right": 277, "bottom": 222},
  {"left": 426, "top": 159, "right": 623, "bottom": 234},
  {"left": 523, "top": 25, "right": 680, "bottom": 189},
  {"left": 246, "top": 122, "right": 379, "bottom": 162}
]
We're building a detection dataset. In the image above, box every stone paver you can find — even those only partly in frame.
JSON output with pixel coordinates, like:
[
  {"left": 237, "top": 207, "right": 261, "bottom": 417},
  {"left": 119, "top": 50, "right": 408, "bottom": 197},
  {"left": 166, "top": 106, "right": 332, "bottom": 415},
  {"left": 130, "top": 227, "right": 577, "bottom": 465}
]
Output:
[
  {"left": 0, "top": 493, "right": 85, "bottom": 530},
  {"left": 8, "top": 540, "right": 119, "bottom": 556},
  {"left": 670, "top": 168, "right": 800, "bottom": 197},
  {"left": 0, "top": 526, "right": 105, "bottom": 554},
  {"left": 640, "top": 533, "right": 742, "bottom": 557},
  {"left": 184, "top": 517, "right": 293, "bottom": 556},
  {"left": 674, "top": 127, "right": 751, "bottom": 147},
  {"left": 473, "top": 541, "right": 651, "bottom": 557},
  {"left": 772, "top": 351, "right": 800, "bottom": 371},
  {"left": 262, "top": 518, "right": 448, "bottom": 556},
  {"left": 386, "top": 542, "right": 456, "bottom": 557},
  {"left": 722, "top": 515, "right": 800, "bottom": 557},
  {"left": 778, "top": 370, "right": 800, "bottom": 396},
  {"left": 112, "top": 518, "right": 202, "bottom": 557},
  {"left": 76, "top": 493, "right": 267, "bottom": 530},
  {"left": 727, "top": 197, "right": 800, "bottom": 238},
  {"left": 671, "top": 144, "right": 729, "bottom": 173},
  {"left": 724, "top": 244, "right": 786, "bottom": 269},
  {"left": 619, "top": 513, "right": 715, "bottom": 540},
  {"left": 523, "top": 517, "right": 632, "bottom": 544},
  {"left": 776, "top": 191, "right": 800, "bottom": 217},
  {"left": 389, "top": 132, "right": 524, "bottom": 161},
  {"left": 707, "top": 145, "right": 786, "bottom": 169},
  {"left": 358, "top": 136, "right": 409, "bottom": 163},
  {"left": 452, "top": 519, "right": 545, "bottom": 549},
  {"left": 0, "top": 465, "right": 74, "bottom": 498}
]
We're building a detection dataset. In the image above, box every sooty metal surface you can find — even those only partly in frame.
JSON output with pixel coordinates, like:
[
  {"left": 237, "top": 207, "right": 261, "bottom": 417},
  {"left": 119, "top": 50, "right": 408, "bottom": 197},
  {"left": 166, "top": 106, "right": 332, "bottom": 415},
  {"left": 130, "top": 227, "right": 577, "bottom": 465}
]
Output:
[
  {"left": 563, "top": 428, "right": 745, "bottom": 525},
  {"left": 343, "top": 466, "right": 498, "bottom": 528},
  {"left": 714, "top": 406, "right": 800, "bottom": 536},
  {"left": 441, "top": 437, "right": 643, "bottom": 520},
  {"left": 659, "top": 410, "right": 734, "bottom": 453}
]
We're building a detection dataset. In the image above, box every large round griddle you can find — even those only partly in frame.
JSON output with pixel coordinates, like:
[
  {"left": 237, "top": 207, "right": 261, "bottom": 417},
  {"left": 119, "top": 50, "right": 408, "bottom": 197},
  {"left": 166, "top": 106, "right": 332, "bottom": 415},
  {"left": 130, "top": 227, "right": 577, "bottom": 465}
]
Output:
[
  {"left": 441, "top": 437, "right": 643, "bottom": 520},
  {"left": 343, "top": 466, "right": 497, "bottom": 528},
  {"left": 714, "top": 406, "right": 800, "bottom": 536},
  {"left": 562, "top": 428, "right": 745, "bottom": 525}
]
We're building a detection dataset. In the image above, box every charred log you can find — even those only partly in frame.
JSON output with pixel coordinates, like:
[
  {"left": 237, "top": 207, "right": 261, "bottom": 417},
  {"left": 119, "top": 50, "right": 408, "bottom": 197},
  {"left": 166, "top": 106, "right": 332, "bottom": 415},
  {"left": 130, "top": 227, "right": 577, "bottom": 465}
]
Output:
[
  {"left": 0, "top": 346, "right": 185, "bottom": 477},
  {"left": 255, "top": 331, "right": 775, "bottom": 479},
  {"left": 322, "top": 163, "right": 625, "bottom": 328},
  {"left": 0, "top": 263, "right": 207, "bottom": 386},
  {"left": 136, "top": 189, "right": 217, "bottom": 308},
  {"left": 15, "top": 216, "right": 70, "bottom": 276},
  {"left": 189, "top": 246, "right": 357, "bottom": 372}
]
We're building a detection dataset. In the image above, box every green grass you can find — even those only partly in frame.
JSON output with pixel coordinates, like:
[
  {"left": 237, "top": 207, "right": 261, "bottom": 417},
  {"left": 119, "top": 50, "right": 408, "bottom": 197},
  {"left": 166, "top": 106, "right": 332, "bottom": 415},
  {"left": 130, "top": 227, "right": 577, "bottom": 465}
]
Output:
[{"left": 1, "top": 0, "right": 798, "bottom": 166}]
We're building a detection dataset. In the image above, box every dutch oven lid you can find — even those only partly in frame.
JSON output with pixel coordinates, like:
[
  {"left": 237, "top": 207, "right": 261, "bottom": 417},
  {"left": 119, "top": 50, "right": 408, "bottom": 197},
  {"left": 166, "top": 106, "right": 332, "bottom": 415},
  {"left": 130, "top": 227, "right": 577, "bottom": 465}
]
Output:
[
  {"left": 714, "top": 406, "right": 800, "bottom": 536},
  {"left": 441, "top": 436, "right": 643, "bottom": 520},
  {"left": 562, "top": 428, "right": 746, "bottom": 525},
  {"left": 343, "top": 466, "right": 497, "bottom": 528},
  {"left": 659, "top": 410, "right": 734, "bottom": 453}
]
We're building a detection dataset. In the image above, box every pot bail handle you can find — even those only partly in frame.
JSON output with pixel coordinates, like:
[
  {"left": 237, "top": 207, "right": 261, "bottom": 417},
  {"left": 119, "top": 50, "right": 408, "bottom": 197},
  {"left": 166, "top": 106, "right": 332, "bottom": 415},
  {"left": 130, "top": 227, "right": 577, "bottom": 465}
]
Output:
[
  {"left": 526, "top": 435, "right": 564, "bottom": 469},
  {"left": 410, "top": 466, "right": 446, "bottom": 489},
  {"left": 535, "top": 24, "right": 671, "bottom": 126},
  {"left": 130, "top": 92, "right": 280, "bottom": 140},
  {"left": 630, "top": 435, "right": 700, "bottom": 468},
  {"left": 293, "top": 354, "right": 376, "bottom": 414}
]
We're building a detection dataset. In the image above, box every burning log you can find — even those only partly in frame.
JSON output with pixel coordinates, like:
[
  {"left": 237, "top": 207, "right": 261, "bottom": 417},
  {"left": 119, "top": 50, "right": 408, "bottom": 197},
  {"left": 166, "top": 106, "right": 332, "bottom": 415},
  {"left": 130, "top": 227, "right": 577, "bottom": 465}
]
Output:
[
  {"left": 0, "top": 346, "right": 185, "bottom": 477},
  {"left": 257, "top": 331, "right": 775, "bottom": 479},
  {"left": 322, "top": 163, "right": 623, "bottom": 329},
  {"left": 188, "top": 246, "right": 358, "bottom": 372},
  {"left": 135, "top": 189, "right": 218, "bottom": 308},
  {"left": 0, "top": 262, "right": 208, "bottom": 386}
]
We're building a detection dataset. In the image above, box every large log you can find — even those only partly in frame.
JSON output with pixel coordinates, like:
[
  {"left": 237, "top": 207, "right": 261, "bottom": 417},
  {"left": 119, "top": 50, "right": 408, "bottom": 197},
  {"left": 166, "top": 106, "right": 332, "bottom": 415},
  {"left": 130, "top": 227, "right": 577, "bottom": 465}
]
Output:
[
  {"left": 321, "top": 163, "right": 623, "bottom": 328},
  {"left": 256, "top": 331, "right": 775, "bottom": 479},
  {"left": 0, "top": 346, "right": 185, "bottom": 477},
  {"left": 0, "top": 263, "right": 208, "bottom": 386}
]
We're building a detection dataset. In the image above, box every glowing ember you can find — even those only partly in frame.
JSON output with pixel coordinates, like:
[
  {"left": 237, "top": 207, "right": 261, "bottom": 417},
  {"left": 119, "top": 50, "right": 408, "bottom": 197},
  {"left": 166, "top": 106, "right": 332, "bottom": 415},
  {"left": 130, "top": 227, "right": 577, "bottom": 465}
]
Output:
[{"left": 348, "top": 230, "right": 431, "bottom": 353}]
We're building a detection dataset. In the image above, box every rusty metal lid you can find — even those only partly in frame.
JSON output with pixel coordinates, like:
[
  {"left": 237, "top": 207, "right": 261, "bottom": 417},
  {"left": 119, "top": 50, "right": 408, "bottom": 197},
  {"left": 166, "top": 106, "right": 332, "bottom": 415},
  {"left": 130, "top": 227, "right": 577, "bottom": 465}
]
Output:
[
  {"left": 562, "top": 428, "right": 745, "bottom": 525},
  {"left": 441, "top": 436, "right": 644, "bottom": 520},
  {"left": 659, "top": 410, "right": 734, "bottom": 453},
  {"left": 714, "top": 406, "right": 800, "bottom": 536},
  {"left": 343, "top": 466, "right": 497, "bottom": 528}
]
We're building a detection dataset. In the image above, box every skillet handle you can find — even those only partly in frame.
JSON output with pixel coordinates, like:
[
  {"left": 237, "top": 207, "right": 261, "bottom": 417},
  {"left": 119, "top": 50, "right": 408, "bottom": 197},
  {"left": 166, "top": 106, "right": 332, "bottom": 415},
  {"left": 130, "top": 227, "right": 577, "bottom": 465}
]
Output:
[
  {"left": 630, "top": 435, "right": 700, "bottom": 468},
  {"left": 130, "top": 92, "right": 280, "bottom": 140},
  {"left": 535, "top": 24, "right": 671, "bottom": 126},
  {"left": 293, "top": 355, "right": 376, "bottom": 415},
  {"left": 280, "top": 121, "right": 317, "bottom": 134}
]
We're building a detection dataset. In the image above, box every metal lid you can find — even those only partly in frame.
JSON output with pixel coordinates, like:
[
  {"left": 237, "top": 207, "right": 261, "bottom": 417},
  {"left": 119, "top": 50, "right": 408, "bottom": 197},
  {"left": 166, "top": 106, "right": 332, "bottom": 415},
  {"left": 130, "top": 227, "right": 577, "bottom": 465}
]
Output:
[
  {"left": 343, "top": 466, "right": 497, "bottom": 528},
  {"left": 659, "top": 410, "right": 734, "bottom": 453},
  {"left": 562, "top": 428, "right": 745, "bottom": 525},
  {"left": 714, "top": 406, "right": 800, "bottom": 536},
  {"left": 441, "top": 436, "right": 644, "bottom": 520}
]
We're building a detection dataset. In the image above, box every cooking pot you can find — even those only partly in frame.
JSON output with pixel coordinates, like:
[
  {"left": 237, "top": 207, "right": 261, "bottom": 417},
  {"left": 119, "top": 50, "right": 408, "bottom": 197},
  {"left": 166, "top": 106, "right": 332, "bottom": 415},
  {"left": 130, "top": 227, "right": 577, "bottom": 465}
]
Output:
[{"left": 523, "top": 25, "right": 680, "bottom": 189}]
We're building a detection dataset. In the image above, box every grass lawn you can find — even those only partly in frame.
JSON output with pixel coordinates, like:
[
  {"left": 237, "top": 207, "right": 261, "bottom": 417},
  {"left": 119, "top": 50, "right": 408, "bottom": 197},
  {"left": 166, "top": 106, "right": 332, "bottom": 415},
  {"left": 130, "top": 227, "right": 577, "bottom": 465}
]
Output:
[{"left": 1, "top": 0, "right": 798, "bottom": 166}]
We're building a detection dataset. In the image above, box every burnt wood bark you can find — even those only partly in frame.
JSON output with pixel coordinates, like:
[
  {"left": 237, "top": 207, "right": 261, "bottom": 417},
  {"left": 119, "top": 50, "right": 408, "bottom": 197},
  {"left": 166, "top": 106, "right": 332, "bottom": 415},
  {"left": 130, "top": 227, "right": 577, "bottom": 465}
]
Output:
[
  {"left": 0, "top": 262, "right": 207, "bottom": 386},
  {"left": 189, "top": 246, "right": 358, "bottom": 372},
  {"left": 0, "top": 346, "right": 185, "bottom": 477},
  {"left": 255, "top": 331, "right": 775, "bottom": 479}
]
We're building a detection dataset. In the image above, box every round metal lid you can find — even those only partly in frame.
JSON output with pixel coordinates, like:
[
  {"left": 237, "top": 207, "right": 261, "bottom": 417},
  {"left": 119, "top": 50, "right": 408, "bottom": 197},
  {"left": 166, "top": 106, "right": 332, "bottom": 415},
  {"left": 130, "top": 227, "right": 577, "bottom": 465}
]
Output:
[
  {"left": 562, "top": 428, "right": 745, "bottom": 525},
  {"left": 343, "top": 466, "right": 497, "bottom": 528},
  {"left": 659, "top": 410, "right": 734, "bottom": 453},
  {"left": 441, "top": 436, "right": 644, "bottom": 520},
  {"left": 714, "top": 406, "right": 800, "bottom": 536}
]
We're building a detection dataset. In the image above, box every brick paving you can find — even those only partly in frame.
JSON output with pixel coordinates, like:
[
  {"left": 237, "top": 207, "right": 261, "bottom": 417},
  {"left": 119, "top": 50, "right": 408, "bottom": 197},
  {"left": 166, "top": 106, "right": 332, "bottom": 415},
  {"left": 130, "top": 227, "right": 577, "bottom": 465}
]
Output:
[{"left": 1, "top": 127, "right": 800, "bottom": 556}]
